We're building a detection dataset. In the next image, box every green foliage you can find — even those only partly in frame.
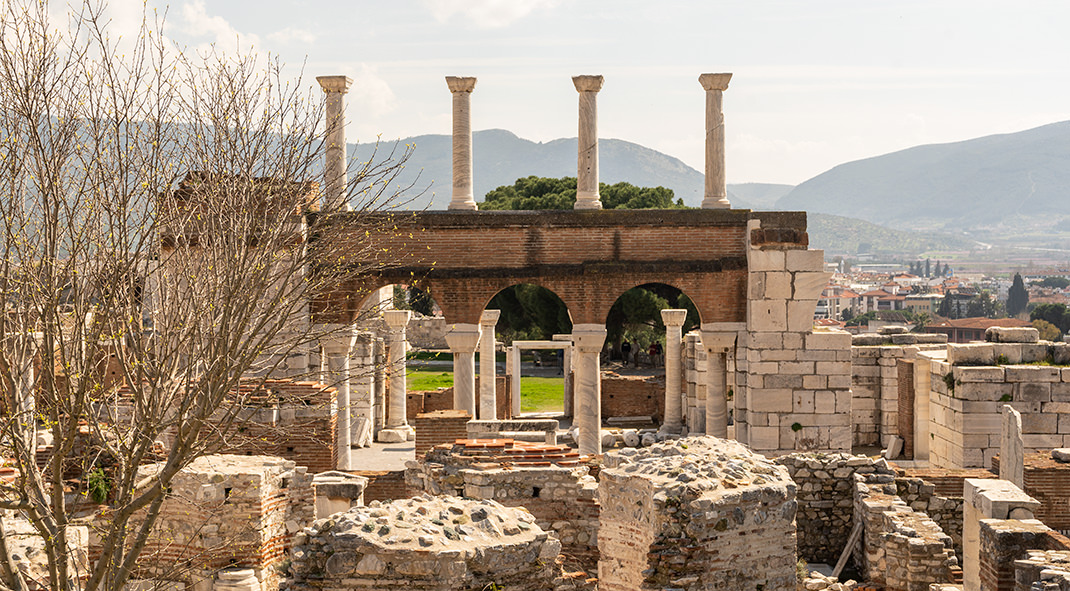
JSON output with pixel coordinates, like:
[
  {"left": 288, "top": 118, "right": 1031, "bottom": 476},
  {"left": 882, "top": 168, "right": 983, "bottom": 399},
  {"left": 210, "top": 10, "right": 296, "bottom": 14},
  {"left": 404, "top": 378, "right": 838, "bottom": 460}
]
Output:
[
  {"left": 481, "top": 176, "right": 684, "bottom": 211},
  {"left": 1036, "top": 276, "right": 1070, "bottom": 289},
  {"left": 844, "top": 311, "right": 877, "bottom": 327},
  {"left": 605, "top": 284, "right": 700, "bottom": 351},
  {"left": 488, "top": 284, "right": 572, "bottom": 343},
  {"left": 943, "top": 372, "right": 956, "bottom": 394},
  {"left": 393, "top": 285, "right": 435, "bottom": 316},
  {"left": 791, "top": 422, "right": 803, "bottom": 432},
  {"left": 1031, "top": 303, "right": 1070, "bottom": 334},
  {"left": 1033, "top": 318, "right": 1062, "bottom": 342},
  {"left": 1007, "top": 273, "right": 1030, "bottom": 317},
  {"left": 88, "top": 468, "right": 110, "bottom": 504}
]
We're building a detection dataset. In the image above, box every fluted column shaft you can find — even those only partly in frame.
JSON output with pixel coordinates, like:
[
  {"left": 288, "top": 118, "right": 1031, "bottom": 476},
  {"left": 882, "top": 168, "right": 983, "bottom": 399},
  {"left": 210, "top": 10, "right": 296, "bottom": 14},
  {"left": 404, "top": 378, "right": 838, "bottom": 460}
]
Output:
[
  {"left": 572, "top": 75, "right": 604, "bottom": 210},
  {"left": 573, "top": 324, "right": 607, "bottom": 455},
  {"left": 446, "top": 323, "right": 481, "bottom": 416},
  {"left": 660, "top": 309, "right": 688, "bottom": 430},
  {"left": 699, "top": 73, "right": 732, "bottom": 209},
  {"left": 383, "top": 310, "right": 412, "bottom": 429},
  {"left": 446, "top": 76, "right": 478, "bottom": 210},
  {"left": 478, "top": 309, "right": 500, "bottom": 419},
  {"left": 316, "top": 76, "right": 353, "bottom": 210}
]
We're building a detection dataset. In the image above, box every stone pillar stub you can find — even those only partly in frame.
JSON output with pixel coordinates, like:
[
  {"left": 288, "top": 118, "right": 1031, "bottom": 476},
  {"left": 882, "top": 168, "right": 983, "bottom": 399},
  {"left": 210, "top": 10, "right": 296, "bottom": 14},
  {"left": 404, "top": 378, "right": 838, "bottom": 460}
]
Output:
[
  {"left": 699, "top": 73, "right": 732, "bottom": 210},
  {"left": 1000, "top": 404, "right": 1024, "bottom": 489},
  {"left": 572, "top": 75, "right": 604, "bottom": 211},
  {"left": 379, "top": 310, "right": 413, "bottom": 442},
  {"left": 962, "top": 478, "right": 1040, "bottom": 591},
  {"left": 446, "top": 76, "right": 478, "bottom": 211},
  {"left": 316, "top": 75, "right": 353, "bottom": 211},
  {"left": 478, "top": 309, "right": 501, "bottom": 420},
  {"left": 701, "top": 328, "right": 737, "bottom": 439},
  {"left": 446, "top": 323, "right": 482, "bottom": 416},
  {"left": 573, "top": 324, "right": 606, "bottom": 455},
  {"left": 661, "top": 309, "right": 688, "bottom": 432}
]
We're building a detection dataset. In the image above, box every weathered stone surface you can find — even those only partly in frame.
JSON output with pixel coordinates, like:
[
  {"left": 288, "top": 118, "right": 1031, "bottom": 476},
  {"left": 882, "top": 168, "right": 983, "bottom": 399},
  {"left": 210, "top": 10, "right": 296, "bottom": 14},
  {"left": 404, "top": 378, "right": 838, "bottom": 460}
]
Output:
[{"left": 986, "top": 326, "right": 1040, "bottom": 343}]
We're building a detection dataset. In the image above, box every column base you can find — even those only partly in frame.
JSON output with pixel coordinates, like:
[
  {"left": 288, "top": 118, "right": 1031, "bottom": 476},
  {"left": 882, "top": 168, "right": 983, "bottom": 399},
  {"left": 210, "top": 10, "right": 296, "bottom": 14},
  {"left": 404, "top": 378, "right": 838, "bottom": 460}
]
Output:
[
  {"left": 377, "top": 426, "right": 414, "bottom": 443},
  {"left": 658, "top": 424, "right": 684, "bottom": 437},
  {"left": 574, "top": 199, "right": 602, "bottom": 210},
  {"left": 701, "top": 197, "right": 731, "bottom": 209},
  {"left": 447, "top": 200, "right": 478, "bottom": 211}
]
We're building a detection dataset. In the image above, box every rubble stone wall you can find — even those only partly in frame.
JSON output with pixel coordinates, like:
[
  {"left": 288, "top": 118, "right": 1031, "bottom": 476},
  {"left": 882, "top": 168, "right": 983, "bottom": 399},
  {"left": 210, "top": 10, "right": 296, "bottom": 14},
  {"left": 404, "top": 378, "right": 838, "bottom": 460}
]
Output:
[
  {"left": 853, "top": 475, "right": 957, "bottom": 591},
  {"left": 776, "top": 452, "right": 895, "bottom": 564},
  {"left": 979, "top": 519, "right": 1070, "bottom": 591},
  {"left": 599, "top": 437, "right": 797, "bottom": 591},
  {"left": 405, "top": 315, "right": 448, "bottom": 350},
  {"left": 895, "top": 476, "right": 965, "bottom": 561}
]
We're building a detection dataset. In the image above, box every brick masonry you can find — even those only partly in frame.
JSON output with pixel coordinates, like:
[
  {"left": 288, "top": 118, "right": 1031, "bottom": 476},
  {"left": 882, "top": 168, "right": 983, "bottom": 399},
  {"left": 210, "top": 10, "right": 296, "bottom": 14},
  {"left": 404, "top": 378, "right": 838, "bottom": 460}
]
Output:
[
  {"left": 413, "top": 409, "right": 470, "bottom": 457},
  {"left": 992, "top": 452, "right": 1070, "bottom": 532}
]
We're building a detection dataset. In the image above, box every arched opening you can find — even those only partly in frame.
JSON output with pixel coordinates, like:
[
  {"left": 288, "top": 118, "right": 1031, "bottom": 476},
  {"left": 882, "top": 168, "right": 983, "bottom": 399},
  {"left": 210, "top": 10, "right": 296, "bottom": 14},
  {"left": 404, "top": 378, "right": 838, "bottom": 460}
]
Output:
[
  {"left": 485, "top": 284, "right": 573, "bottom": 417},
  {"left": 604, "top": 283, "right": 700, "bottom": 370}
]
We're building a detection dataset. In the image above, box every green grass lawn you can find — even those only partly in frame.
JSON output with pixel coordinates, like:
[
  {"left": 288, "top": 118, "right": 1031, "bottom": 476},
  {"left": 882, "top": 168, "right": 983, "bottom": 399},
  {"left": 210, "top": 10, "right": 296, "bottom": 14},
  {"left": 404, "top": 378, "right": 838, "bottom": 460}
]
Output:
[{"left": 406, "top": 367, "right": 563, "bottom": 413}]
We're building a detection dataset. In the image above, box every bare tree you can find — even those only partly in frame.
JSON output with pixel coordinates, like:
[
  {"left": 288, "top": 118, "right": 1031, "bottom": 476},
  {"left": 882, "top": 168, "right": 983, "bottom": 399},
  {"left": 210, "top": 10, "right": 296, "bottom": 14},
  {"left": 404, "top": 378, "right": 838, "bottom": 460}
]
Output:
[{"left": 0, "top": 2, "right": 414, "bottom": 590}]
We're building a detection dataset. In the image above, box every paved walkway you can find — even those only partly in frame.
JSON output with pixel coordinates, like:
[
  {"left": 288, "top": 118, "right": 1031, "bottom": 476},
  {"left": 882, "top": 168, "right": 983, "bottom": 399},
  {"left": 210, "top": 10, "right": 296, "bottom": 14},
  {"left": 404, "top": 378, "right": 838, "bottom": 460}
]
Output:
[{"left": 348, "top": 440, "right": 415, "bottom": 471}]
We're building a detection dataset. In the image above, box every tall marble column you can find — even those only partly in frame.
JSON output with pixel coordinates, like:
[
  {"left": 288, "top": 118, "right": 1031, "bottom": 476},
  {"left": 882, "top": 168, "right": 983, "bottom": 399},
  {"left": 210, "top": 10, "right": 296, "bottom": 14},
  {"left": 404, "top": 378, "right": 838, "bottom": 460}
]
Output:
[
  {"left": 316, "top": 75, "right": 353, "bottom": 211},
  {"left": 379, "top": 310, "right": 413, "bottom": 443},
  {"left": 660, "top": 309, "right": 688, "bottom": 432},
  {"left": 446, "top": 323, "right": 482, "bottom": 416},
  {"left": 572, "top": 324, "right": 607, "bottom": 455},
  {"left": 572, "top": 75, "right": 604, "bottom": 210},
  {"left": 698, "top": 73, "right": 732, "bottom": 209},
  {"left": 478, "top": 309, "right": 500, "bottom": 419},
  {"left": 702, "top": 329, "right": 736, "bottom": 438},
  {"left": 320, "top": 326, "right": 357, "bottom": 468},
  {"left": 445, "top": 76, "right": 478, "bottom": 211}
]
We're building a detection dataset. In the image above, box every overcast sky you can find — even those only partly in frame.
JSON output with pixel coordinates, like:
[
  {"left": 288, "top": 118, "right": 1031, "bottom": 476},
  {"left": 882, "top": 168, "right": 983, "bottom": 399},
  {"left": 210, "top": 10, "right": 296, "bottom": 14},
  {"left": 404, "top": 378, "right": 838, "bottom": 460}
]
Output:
[{"left": 96, "top": 0, "right": 1070, "bottom": 185}]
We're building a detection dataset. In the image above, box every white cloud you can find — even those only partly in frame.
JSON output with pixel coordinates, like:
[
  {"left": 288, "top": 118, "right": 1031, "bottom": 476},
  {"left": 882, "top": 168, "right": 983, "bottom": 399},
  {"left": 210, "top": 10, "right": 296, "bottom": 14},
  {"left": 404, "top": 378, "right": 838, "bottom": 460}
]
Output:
[
  {"left": 348, "top": 64, "right": 397, "bottom": 120},
  {"left": 179, "top": 0, "right": 260, "bottom": 50},
  {"left": 423, "top": 0, "right": 561, "bottom": 28},
  {"left": 268, "top": 27, "right": 316, "bottom": 46}
]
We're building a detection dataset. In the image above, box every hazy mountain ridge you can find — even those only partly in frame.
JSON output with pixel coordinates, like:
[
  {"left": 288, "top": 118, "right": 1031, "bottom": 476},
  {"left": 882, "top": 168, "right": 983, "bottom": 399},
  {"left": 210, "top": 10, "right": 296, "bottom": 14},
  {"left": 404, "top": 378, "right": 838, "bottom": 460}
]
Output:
[{"left": 776, "top": 121, "right": 1070, "bottom": 229}]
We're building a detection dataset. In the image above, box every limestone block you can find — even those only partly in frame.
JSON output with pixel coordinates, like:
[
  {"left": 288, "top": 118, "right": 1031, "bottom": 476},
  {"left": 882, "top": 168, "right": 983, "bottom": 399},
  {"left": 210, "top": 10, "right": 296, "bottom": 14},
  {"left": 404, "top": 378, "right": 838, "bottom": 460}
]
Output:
[
  {"left": 947, "top": 344, "right": 996, "bottom": 366},
  {"left": 785, "top": 249, "right": 825, "bottom": 272},
  {"left": 985, "top": 327, "right": 1040, "bottom": 343},
  {"left": 806, "top": 329, "right": 852, "bottom": 350},
  {"left": 1052, "top": 343, "right": 1070, "bottom": 365},
  {"left": 793, "top": 271, "right": 831, "bottom": 300},
  {"left": 815, "top": 391, "right": 835, "bottom": 414},
  {"left": 749, "top": 426, "right": 779, "bottom": 449},
  {"left": 1017, "top": 382, "right": 1052, "bottom": 402},
  {"left": 1023, "top": 433, "right": 1064, "bottom": 448},
  {"left": 793, "top": 391, "right": 815, "bottom": 413},
  {"left": 953, "top": 366, "right": 1005, "bottom": 383},
  {"left": 784, "top": 332, "right": 804, "bottom": 349},
  {"left": 787, "top": 300, "right": 818, "bottom": 332},
  {"left": 1006, "top": 365, "right": 1061, "bottom": 383},
  {"left": 1020, "top": 412, "right": 1057, "bottom": 434},
  {"left": 816, "top": 361, "right": 851, "bottom": 375},
  {"left": 1021, "top": 343, "right": 1053, "bottom": 363},
  {"left": 764, "top": 272, "right": 792, "bottom": 299},
  {"left": 750, "top": 300, "right": 787, "bottom": 332},
  {"left": 751, "top": 388, "right": 793, "bottom": 413},
  {"left": 992, "top": 343, "right": 1023, "bottom": 364},
  {"left": 749, "top": 249, "right": 786, "bottom": 271}
]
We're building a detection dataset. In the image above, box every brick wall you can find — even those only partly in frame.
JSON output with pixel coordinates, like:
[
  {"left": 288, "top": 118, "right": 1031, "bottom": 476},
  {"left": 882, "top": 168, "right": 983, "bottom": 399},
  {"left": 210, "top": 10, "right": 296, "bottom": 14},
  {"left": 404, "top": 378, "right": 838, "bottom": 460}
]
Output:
[
  {"left": 352, "top": 470, "right": 415, "bottom": 503},
  {"left": 896, "top": 467, "right": 996, "bottom": 497},
  {"left": 992, "top": 452, "right": 1070, "bottom": 531},
  {"left": 897, "top": 358, "right": 915, "bottom": 459},
  {"left": 406, "top": 377, "right": 510, "bottom": 421},
  {"left": 601, "top": 374, "right": 664, "bottom": 420},
  {"left": 414, "top": 409, "right": 470, "bottom": 457}
]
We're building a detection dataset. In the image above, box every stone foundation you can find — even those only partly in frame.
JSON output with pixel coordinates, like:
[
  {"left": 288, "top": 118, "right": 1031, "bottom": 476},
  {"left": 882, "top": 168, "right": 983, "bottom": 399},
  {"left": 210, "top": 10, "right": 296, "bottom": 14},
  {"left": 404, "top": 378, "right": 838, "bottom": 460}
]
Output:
[
  {"left": 286, "top": 495, "right": 561, "bottom": 591},
  {"left": 598, "top": 436, "right": 797, "bottom": 591}
]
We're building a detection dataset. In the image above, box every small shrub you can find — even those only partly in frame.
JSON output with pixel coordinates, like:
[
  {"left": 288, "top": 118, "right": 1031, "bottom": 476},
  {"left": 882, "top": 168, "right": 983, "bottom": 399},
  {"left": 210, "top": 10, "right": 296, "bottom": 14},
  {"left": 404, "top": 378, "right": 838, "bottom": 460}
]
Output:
[
  {"left": 943, "top": 372, "right": 956, "bottom": 394},
  {"left": 999, "top": 393, "right": 1013, "bottom": 402},
  {"left": 791, "top": 422, "right": 803, "bottom": 432},
  {"left": 88, "top": 468, "right": 110, "bottom": 504}
]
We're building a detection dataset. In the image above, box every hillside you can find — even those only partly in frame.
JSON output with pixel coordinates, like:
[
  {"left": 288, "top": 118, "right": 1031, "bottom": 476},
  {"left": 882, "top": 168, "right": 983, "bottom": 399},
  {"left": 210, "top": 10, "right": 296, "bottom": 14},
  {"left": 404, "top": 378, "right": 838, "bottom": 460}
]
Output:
[
  {"left": 807, "top": 213, "right": 977, "bottom": 256},
  {"left": 776, "top": 121, "right": 1070, "bottom": 230}
]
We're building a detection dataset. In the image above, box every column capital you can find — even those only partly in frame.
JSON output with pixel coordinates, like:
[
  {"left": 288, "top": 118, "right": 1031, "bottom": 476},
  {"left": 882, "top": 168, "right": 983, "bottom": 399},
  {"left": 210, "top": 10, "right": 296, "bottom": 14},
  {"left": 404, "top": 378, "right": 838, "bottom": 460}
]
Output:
[
  {"left": 317, "top": 75, "right": 353, "bottom": 94},
  {"left": 572, "top": 75, "right": 604, "bottom": 93},
  {"left": 479, "top": 309, "right": 501, "bottom": 327},
  {"left": 699, "top": 73, "right": 732, "bottom": 92},
  {"left": 319, "top": 324, "right": 358, "bottom": 353},
  {"left": 383, "top": 309, "right": 412, "bottom": 331},
  {"left": 446, "top": 76, "right": 477, "bottom": 93},
  {"left": 572, "top": 323, "right": 607, "bottom": 353},
  {"left": 445, "top": 322, "right": 481, "bottom": 353},
  {"left": 660, "top": 309, "right": 689, "bottom": 327},
  {"left": 700, "top": 329, "right": 737, "bottom": 352}
]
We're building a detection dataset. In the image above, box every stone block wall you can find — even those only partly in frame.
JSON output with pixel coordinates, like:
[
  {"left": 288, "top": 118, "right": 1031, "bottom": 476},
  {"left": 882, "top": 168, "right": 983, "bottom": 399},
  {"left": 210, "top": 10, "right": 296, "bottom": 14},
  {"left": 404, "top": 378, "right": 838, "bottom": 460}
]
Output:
[
  {"left": 1014, "top": 550, "right": 1070, "bottom": 591},
  {"left": 979, "top": 519, "right": 1070, "bottom": 591},
  {"left": 413, "top": 410, "right": 469, "bottom": 457},
  {"left": 599, "top": 437, "right": 797, "bottom": 591},
  {"left": 929, "top": 342, "right": 1070, "bottom": 468},
  {"left": 601, "top": 374, "right": 664, "bottom": 420},
  {"left": 850, "top": 342, "right": 945, "bottom": 449},
  {"left": 776, "top": 452, "right": 896, "bottom": 564},
  {"left": 404, "top": 315, "right": 448, "bottom": 349},
  {"left": 853, "top": 475, "right": 957, "bottom": 591}
]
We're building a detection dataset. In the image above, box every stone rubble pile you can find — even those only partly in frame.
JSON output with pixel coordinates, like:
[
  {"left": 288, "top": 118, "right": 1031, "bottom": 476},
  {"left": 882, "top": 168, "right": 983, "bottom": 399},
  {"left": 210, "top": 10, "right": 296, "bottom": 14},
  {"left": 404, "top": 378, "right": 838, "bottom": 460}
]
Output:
[
  {"left": 286, "top": 494, "right": 561, "bottom": 591},
  {"left": 800, "top": 570, "right": 858, "bottom": 591}
]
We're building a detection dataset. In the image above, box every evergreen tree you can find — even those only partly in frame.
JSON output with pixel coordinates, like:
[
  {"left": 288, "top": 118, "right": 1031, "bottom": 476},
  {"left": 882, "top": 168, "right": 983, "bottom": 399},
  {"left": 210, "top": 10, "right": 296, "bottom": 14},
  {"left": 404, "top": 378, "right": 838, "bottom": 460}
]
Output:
[
  {"left": 1007, "top": 273, "right": 1030, "bottom": 317},
  {"left": 925, "top": 258, "right": 931, "bottom": 278}
]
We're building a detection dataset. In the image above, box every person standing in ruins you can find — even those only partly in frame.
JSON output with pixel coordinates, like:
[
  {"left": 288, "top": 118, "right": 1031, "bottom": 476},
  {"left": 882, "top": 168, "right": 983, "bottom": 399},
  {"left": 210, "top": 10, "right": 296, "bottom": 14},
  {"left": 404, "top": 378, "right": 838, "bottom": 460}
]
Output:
[{"left": 621, "top": 340, "right": 632, "bottom": 367}]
